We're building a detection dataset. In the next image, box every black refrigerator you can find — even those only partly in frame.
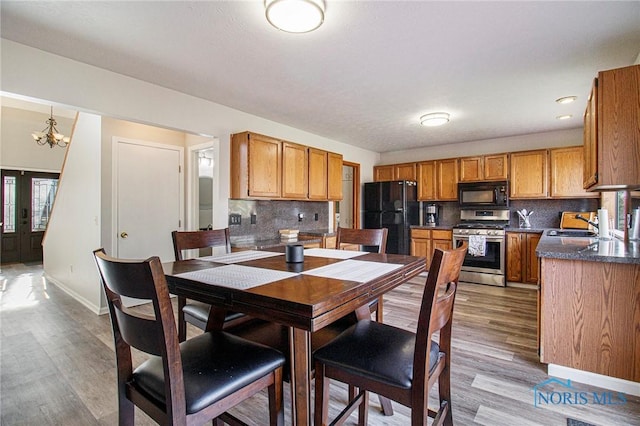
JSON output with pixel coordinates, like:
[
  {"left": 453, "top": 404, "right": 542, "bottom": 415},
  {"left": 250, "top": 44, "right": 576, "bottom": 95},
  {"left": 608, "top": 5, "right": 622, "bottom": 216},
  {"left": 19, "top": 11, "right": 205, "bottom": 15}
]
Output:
[{"left": 364, "top": 180, "right": 420, "bottom": 255}]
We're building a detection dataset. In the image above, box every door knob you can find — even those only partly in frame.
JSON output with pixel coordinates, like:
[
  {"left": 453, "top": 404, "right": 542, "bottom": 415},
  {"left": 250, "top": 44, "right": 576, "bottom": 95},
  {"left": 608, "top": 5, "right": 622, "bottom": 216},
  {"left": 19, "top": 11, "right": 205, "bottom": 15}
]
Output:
[{"left": 120, "top": 232, "right": 128, "bottom": 239}]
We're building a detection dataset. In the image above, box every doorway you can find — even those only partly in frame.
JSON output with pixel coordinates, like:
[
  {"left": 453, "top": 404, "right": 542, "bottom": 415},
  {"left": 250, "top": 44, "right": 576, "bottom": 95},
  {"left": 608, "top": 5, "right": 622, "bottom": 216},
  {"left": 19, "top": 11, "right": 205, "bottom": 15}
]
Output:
[
  {"left": 335, "top": 161, "right": 360, "bottom": 229},
  {"left": 1, "top": 169, "right": 59, "bottom": 263}
]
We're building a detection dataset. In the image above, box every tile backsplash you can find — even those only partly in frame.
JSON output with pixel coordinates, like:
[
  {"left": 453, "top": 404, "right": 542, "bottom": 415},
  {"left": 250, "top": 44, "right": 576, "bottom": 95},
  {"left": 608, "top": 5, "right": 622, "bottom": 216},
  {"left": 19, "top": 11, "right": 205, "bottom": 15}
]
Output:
[{"left": 228, "top": 199, "right": 329, "bottom": 242}]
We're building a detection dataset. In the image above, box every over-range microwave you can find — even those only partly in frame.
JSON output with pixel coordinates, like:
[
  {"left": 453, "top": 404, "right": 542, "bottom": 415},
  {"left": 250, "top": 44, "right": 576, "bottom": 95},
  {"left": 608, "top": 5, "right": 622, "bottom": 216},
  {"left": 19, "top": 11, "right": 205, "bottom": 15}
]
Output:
[{"left": 458, "top": 181, "right": 509, "bottom": 208}]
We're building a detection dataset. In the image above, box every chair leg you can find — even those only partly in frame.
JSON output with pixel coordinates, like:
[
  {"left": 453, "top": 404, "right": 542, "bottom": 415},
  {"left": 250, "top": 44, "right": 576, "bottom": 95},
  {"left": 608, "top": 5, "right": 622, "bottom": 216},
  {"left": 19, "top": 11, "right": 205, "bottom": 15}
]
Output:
[
  {"left": 438, "top": 364, "right": 453, "bottom": 426},
  {"left": 177, "top": 296, "right": 187, "bottom": 342},
  {"left": 314, "top": 363, "right": 330, "bottom": 426},
  {"left": 268, "top": 367, "right": 285, "bottom": 426},
  {"left": 375, "top": 296, "right": 384, "bottom": 322},
  {"left": 118, "top": 394, "right": 135, "bottom": 426},
  {"left": 358, "top": 390, "right": 369, "bottom": 426}
]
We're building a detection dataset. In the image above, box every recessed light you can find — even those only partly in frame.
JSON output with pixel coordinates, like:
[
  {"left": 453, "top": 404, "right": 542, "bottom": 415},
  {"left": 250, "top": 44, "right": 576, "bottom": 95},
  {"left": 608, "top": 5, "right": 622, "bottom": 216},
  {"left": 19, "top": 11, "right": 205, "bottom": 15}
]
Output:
[
  {"left": 556, "top": 96, "right": 577, "bottom": 104},
  {"left": 420, "top": 112, "right": 450, "bottom": 127},
  {"left": 556, "top": 114, "right": 573, "bottom": 120}
]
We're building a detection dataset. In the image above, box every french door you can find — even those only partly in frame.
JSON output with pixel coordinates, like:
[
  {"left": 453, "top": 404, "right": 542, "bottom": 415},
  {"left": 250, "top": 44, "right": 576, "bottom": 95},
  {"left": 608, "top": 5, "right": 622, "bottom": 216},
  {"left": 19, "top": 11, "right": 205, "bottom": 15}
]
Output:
[{"left": 1, "top": 169, "right": 59, "bottom": 264}]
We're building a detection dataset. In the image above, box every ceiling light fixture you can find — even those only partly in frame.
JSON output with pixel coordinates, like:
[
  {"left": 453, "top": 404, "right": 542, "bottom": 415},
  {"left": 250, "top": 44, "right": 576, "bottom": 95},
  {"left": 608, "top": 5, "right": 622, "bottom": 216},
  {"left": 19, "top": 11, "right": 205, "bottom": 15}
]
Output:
[
  {"left": 420, "top": 112, "right": 450, "bottom": 127},
  {"left": 31, "top": 106, "right": 69, "bottom": 148},
  {"left": 555, "top": 96, "right": 577, "bottom": 104},
  {"left": 265, "top": 0, "right": 325, "bottom": 33},
  {"left": 556, "top": 114, "right": 573, "bottom": 120}
]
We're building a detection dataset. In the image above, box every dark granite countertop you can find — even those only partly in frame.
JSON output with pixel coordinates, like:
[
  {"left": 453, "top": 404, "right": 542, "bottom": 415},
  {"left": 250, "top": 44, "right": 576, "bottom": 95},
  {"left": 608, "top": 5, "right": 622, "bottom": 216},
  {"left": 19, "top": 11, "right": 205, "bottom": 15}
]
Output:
[
  {"left": 299, "top": 229, "right": 335, "bottom": 237},
  {"left": 505, "top": 227, "right": 546, "bottom": 233},
  {"left": 536, "top": 229, "right": 640, "bottom": 264},
  {"left": 410, "top": 225, "right": 454, "bottom": 230}
]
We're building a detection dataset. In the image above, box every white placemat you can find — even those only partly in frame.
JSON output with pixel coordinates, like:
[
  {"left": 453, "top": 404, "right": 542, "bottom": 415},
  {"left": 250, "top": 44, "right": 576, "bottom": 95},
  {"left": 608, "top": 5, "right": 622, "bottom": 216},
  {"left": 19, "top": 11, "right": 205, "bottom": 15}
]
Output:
[
  {"left": 304, "top": 248, "right": 369, "bottom": 259},
  {"left": 175, "top": 264, "right": 298, "bottom": 290},
  {"left": 199, "top": 250, "right": 283, "bottom": 264},
  {"left": 302, "top": 259, "right": 402, "bottom": 282}
]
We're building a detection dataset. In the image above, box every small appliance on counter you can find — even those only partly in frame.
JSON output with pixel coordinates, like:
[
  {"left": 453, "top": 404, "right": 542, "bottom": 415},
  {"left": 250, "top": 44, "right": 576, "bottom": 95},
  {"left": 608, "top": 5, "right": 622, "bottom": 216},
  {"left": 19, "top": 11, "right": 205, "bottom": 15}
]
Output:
[{"left": 424, "top": 204, "right": 440, "bottom": 227}]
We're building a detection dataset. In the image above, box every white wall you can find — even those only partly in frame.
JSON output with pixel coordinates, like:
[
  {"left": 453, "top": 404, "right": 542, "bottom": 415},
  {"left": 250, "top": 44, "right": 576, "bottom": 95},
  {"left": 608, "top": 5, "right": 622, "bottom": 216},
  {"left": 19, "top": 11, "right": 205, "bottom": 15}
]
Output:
[
  {"left": 379, "top": 128, "right": 582, "bottom": 165},
  {"left": 1, "top": 106, "right": 71, "bottom": 172},
  {"left": 43, "top": 112, "right": 102, "bottom": 313}
]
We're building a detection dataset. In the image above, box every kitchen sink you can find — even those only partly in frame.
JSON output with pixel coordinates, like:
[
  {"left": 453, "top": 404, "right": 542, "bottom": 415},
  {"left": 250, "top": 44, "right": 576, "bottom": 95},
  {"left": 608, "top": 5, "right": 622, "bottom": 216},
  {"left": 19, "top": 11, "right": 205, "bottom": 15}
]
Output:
[{"left": 545, "top": 229, "right": 597, "bottom": 238}]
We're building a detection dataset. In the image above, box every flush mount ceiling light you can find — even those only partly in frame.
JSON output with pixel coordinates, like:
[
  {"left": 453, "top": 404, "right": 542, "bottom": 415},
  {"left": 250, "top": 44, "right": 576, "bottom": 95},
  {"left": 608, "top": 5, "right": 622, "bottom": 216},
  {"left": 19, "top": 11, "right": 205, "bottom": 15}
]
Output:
[
  {"left": 556, "top": 96, "right": 577, "bottom": 104},
  {"left": 556, "top": 114, "right": 573, "bottom": 120},
  {"left": 420, "top": 112, "right": 450, "bottom": 127},
  {"left": 265, "top": 0, "right": 325, "bottom": 33}
]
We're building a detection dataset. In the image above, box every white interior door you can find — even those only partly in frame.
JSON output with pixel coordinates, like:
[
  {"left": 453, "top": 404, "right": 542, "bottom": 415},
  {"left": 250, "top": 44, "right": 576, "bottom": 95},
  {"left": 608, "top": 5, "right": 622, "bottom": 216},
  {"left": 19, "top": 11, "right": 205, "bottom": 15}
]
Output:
[{"left": 114, "top": 138, "right": 183, "bottom": 263}]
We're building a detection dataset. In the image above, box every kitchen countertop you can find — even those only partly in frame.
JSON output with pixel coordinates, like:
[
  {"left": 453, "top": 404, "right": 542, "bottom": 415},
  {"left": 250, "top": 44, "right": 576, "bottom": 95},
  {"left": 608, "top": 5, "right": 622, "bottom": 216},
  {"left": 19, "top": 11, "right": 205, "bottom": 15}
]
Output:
[
  {"left": 536, "top": 229, "right": 640, "bottom": 264},
  {"left": 410, "top": 225, "right": 454, "bottom": 230}
]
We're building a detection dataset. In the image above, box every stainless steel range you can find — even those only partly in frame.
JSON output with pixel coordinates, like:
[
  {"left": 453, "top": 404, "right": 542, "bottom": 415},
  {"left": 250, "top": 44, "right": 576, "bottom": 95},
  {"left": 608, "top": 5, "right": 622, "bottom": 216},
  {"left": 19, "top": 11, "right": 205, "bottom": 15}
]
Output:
[{"left": 452, "top": 209, "right": 510, "bottom": 286}]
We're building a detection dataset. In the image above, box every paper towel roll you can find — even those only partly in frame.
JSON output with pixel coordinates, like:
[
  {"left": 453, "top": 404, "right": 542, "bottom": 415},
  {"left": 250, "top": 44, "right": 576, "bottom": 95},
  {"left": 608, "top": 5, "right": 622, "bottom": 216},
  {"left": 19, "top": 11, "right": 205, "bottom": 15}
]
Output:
[{"left": 597, "top": 208, "right": 610, "bottom": 239}]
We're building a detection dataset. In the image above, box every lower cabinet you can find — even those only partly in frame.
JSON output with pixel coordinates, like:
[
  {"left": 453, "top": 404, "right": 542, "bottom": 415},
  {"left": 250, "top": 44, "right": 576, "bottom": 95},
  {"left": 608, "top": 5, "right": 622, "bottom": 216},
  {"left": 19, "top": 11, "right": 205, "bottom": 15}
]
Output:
[
  {"left": 410, "top": 229, "right": 452, "bottom": 269},
  {"left": 506, "top": 232, "right": 541, "bottom": 283}
]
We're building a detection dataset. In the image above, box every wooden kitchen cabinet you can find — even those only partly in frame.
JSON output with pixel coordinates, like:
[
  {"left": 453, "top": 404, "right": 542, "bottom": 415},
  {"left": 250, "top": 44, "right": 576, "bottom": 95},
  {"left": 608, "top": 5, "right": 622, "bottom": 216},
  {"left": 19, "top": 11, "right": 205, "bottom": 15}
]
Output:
[
  {"left": 373, "top": 163, "right": 416, "bottom": 182},
  {"left": 327, "top": 152, "right": 343, "bottom": 201},
  {"left": 417, "top": 160, "right": 436, "bottom": 201},
  {"left": 584, "top": 64, "right": 640, "bottom": 190},
  {"left": 410, "top": 228, "right": 452, "bottom": 268},
  {"left": 436, "top": 159, "right": 459, "bottom": 200},
  {"left": 550, "top": 146, "right": 598, "bottom": 198},
  {"left": 459, "top": 153, "right": 508, "bottom": 182},
  {"left": 510, "top": 150, "right": 548, "bottom": 199},
  {"left": 506, "top": 232, "right": 541, "bottom": 283},
  {"left": 231, "top": 131, "right": 281, "bottom": 198},
  {"left": 308, "top": 148, "right": 328, "bottom": 200},
  {"left": 282, "top": 142, "right": 308, "bottom": 199}
]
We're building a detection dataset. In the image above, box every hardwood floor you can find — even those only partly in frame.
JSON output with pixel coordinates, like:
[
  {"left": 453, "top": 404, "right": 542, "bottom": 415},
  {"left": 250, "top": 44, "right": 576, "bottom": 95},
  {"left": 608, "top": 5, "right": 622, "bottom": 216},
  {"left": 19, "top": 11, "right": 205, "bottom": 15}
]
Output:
[{"left": 1, "top": 263, "right": 638, "bottom": 425}]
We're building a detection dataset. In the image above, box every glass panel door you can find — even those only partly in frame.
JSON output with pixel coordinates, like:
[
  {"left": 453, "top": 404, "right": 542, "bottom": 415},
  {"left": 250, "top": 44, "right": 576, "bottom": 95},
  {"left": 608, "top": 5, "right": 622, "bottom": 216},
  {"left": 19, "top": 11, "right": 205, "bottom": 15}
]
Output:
[{"left": 1, "top": 170, "right": 59, "bottom": 264}]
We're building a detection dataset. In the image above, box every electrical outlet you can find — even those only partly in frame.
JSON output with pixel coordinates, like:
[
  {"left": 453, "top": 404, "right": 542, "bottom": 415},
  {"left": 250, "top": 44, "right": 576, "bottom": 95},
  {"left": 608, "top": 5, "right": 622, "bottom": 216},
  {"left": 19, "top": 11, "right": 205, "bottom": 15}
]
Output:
[
  {"left": 298, "top": 213, "right": 304, "bottom": 222},
  {"left": 251, "top": 214, "right": 257, "bottom": 224},
  {"left": 314, "top": 213, "right": 319, "bottom": 221},
  {"left": 229, "top": 214, "right": 241, "bottom": 225}
]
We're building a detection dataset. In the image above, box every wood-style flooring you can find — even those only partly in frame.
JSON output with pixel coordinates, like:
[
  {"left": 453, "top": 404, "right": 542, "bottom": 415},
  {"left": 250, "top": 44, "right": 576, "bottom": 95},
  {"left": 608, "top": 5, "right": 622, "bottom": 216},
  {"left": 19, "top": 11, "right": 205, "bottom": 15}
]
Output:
[{"left": 1, "top": 262, "right": 638, "bottom": 425}]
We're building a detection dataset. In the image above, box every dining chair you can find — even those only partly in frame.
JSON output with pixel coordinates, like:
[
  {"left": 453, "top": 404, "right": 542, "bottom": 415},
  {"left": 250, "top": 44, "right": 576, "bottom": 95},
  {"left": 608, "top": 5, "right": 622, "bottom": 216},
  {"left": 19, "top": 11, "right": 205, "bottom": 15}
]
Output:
[
  {"left": 172, "top": 228, "right": 247, "bottom": 342},
  {"left": 93, "top": 249, "right": 285, "bottom": 426},
  {"left": 313, "top": 242, "right": 468, "bottom": 426},
  {"left": 335, "top": 227, "right": 388, "bottom": 322}
]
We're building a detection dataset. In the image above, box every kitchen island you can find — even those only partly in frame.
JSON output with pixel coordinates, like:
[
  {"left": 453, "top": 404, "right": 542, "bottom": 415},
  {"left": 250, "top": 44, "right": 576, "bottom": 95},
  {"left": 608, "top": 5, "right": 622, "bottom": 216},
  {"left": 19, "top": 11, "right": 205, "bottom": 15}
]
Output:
[{"left": 536, "top": 230, "right": 639, "bottom": 393}]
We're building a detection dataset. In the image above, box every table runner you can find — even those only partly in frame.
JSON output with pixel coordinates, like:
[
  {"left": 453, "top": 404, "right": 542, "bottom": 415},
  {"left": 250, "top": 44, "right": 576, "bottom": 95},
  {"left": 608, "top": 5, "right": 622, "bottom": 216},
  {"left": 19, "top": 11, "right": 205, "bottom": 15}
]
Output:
[
  {"left": 302, "top": 259, "right": 402, "bottom": 282},
  {"left": 175, "top": 264, "right": 298, "bottom": 290}
]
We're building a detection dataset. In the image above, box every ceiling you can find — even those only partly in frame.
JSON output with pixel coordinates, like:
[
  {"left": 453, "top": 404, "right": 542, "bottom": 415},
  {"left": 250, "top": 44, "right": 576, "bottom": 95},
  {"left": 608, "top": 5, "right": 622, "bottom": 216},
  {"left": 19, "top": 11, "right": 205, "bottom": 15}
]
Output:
[{"left": 2, "top": 1, "right": 639, "bottom": 153}]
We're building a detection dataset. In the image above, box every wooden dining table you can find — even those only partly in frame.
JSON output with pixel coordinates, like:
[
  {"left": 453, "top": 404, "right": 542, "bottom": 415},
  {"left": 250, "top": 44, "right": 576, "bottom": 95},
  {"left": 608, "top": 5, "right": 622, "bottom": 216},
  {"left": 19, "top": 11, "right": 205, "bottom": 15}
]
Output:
[{"left": 163, "top": 248, "right": 426, "bottom": 426}]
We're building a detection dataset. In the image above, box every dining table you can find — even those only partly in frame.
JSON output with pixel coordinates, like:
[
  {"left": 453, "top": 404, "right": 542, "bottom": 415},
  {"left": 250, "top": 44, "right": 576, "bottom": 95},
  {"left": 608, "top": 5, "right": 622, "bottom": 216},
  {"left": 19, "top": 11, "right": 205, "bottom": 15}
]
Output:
[{"left": 163, "top": 247, "right": 426, "bottom": 426}]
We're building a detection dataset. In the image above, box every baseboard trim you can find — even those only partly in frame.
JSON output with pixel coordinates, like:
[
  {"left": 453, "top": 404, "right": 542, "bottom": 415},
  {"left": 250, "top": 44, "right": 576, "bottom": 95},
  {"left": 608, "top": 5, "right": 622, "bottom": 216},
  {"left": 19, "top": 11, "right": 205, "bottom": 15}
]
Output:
[{"left": 548, "top": 364, "right": 640, "bottom": 397}]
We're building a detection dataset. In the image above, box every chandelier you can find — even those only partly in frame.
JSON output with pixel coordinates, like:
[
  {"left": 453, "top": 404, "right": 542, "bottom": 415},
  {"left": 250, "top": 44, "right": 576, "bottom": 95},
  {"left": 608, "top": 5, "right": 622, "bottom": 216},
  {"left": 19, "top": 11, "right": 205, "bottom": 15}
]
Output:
[{"left": 31, "top": 106, "right": 69, "bottom": 148}]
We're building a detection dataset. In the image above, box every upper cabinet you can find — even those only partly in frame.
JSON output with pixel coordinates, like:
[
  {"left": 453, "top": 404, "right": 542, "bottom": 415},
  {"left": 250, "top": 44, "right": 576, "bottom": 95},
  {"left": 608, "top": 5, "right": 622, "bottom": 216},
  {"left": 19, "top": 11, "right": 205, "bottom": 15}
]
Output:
[
  {"left": 308, "top": 148, "right": 328, "bottom": 200},
  {"left": 416, "top": 159, "right": 458, "bottom": 201},
  {"left": 459, "top": 154, "right": 508, "bottom": 182},
  {"left": 584, "top": 64, "right": 640, "bottom": 190},
  {"left": 417, "top": 161, "right": 436, "bottom": 200},
  {"left": 436, "top": 159, "right": 459, "bottom": 200},
  {"left": 231, "top": 131, "right": 343, "bottom": 201},
  {"left": 327, "top": 152, "right": 343, "bottom": 201},
  {"left": 550, "top": 146, "right": 597, "bottom": 198},
  {"left": 231, "top": 132, "right": 282, "bottom": 198},
  {"left": 282, "top": 142, "right": 308, "bottom": 199},
  {"left": 373, "top": 162, "right": 416, "bottom": 181},
  {"left": 510, "top": 150, "right": 548, "bottom": 199}
]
